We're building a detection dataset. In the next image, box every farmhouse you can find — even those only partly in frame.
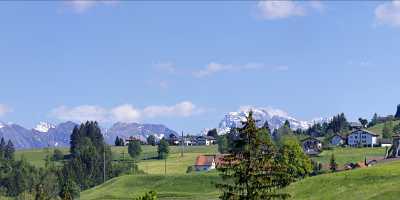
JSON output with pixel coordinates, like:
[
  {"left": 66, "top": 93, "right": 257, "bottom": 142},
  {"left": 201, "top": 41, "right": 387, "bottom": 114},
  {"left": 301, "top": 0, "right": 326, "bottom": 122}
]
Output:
[
  {"left": 347, "top": 129, "right": 379, "bottom": 147},
  {"left": 196, "top": 136, "right": 216, "bottom": 146},
  {"left": 194, "top": 154, "right": 223, "bottom": 171},
  {"left": 349, "top": 122, "right": 363, "bottom": 130},
  {"left": 330, "top": 134, "right": 346, "bottom": 146},
  {"left": 301, "top": 137, "right": 322, "bottom": 155}
]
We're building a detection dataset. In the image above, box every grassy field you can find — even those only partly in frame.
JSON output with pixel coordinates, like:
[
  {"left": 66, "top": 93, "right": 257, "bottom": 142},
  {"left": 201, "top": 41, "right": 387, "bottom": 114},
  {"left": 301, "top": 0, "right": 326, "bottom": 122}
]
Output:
[
  {"left": 367, "top": 120, "right": 400, "bottom": 136},
  {"left": 14, "top": 144, "right": 394, "bottom": 200},
  {"left": 287, "top": 160, "right": 400, "bottom": 200},
  {"left": 312, "top": 147, "right": 386, "bottom": 166},
  {"left": 81, "top": 173, "right": 219, "bottom": 200}
]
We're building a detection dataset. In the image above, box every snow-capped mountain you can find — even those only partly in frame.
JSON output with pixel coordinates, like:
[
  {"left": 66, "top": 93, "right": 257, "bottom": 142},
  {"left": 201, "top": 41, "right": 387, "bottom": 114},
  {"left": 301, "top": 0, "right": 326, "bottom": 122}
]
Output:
[
  {"left": 0, "top": 121, "right": 177, "bottom": 149},
  {"left": 104, "top": 122, "right": 177, "bottom": 143},
  {"left": 217, "top": 106, "right": 322, "bottom": 135},
  {"left": 33, "top": 122, "right": 55, "bottom": 133}
]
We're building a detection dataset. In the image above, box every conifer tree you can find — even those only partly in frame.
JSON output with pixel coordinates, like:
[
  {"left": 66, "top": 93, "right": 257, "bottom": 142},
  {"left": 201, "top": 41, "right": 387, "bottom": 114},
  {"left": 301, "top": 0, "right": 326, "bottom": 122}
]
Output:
[
  {"left": 0, "top": 137, "right": 5, "bottom": 158},
  {"left": 395, "top": 104, "right": 400, "bottom": 119},
  {"left": 216, "top": 111, "right": 291, "bottom": 200},
  {"left": 4, "top": 140, "right": 15, "bottom": 160}
]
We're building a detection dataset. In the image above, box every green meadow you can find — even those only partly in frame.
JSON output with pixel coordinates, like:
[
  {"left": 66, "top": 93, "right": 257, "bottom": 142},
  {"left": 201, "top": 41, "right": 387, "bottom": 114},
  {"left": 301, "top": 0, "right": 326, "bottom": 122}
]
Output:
[{"left": 14, "top": 144, "right": 394, "bottom": 200}]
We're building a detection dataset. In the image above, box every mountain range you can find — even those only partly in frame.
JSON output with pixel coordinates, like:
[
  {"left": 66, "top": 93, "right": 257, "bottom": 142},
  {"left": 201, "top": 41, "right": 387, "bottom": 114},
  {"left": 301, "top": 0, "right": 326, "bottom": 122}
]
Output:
[
  {"left": 0, "top": 121, "right": 177, "bottom": 149},
  {"left": 217, "top": 107, "right": 325, "bottom": 135}
]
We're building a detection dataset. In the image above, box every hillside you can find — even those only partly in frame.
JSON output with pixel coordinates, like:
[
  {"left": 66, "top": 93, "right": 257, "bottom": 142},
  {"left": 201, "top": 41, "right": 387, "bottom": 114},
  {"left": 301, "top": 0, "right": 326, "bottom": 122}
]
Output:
[
  {"left": 367, "top": 120, "right": 400, "bottom": 136},
  {"left": 287, "top": 160, "right": 400, "bottom": 200}
]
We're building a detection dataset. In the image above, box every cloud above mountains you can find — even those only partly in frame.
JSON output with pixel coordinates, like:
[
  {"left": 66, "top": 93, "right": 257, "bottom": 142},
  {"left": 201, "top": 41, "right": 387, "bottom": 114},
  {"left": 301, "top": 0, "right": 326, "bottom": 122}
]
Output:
[
  {"left": 0, "top": 104, "right": 11, "bottom": 117},
  {"left": 375, "top": 1, "right": 400, "bottom": 27},
  {"left": 256, "top": 0, "right": 323, "bottom": 20},
  {"left": 51, "top": 101, "right": 202, "bottom": 123}
]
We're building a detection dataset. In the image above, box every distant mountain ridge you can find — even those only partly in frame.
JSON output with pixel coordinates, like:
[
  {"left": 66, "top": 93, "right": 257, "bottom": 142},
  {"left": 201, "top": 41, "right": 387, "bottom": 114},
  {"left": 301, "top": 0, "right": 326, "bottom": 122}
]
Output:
[
  {"left": 217, "top": 107, "right": 325, "bottom": 135},
  {"left": 0, "top": 121, "right": 177, "bottom": 149}
]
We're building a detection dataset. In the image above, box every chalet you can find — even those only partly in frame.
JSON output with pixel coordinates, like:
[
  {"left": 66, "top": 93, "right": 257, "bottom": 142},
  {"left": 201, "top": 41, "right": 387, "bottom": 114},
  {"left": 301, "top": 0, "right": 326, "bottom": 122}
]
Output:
[
  {"left": 194, "top": 154, "right": 223, "bottom": 171},
  {"left": 167, "top": 134, "right": 180, "bottom": 145},
  {"left": 124, "top": 136, "right": 142, "bottom": 145},
  {"left": 196, "top": 136, "right": 216, "bottom": 146},
  {"left": 349, "top": 122, "right": 363, "bottom": 130},
  {"left": 301, "top": 137, "right": 323, "bottom": 155},
  {"left": 330, "top": 134, "right": 346, "bottom": 146},
  {"left": 347, "top": 129, "right": 379, "bottom": 147}
]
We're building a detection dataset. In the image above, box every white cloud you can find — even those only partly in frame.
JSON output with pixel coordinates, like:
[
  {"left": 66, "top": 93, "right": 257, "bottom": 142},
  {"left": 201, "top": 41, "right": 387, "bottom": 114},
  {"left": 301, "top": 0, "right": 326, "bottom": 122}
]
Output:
[
  {"left": 51, "top": 101, "right": 202, "bottom": 123},
  {"left": 256, "top": 0, "right": 323, "bottom": 20},
  {"left": 51, "top": 105, "right": 108, "bottom": 122},
  {"left": 193, "top": 62, "right": 286, "bottom": 78},
  {"left": 143, "top": 101, "right": 199, "bottom": 118},
  {"left": 65, "top": 0, "right": 118, "bottom": 13},
  {"left": 110, "top": 104, "right": 141, "bottom": 123},
  {"left": 194, "top": 62, "right": 234, "bottom": 78},
  {"left": 257, "top": 1, "right": 305, "bottom": 20},
  {"left": 154, "top": 62, "right": 176, "bottom": 74},
  {"left": 375, "top": 1, "right": 400, "bottom": 27},
  {"left": 0, "top": 104, "right": 11, "bottom": 117}
]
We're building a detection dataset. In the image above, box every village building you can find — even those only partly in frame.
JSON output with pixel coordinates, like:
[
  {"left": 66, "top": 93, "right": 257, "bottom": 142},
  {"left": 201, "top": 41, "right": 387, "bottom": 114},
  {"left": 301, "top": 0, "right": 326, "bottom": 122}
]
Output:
[
  {"left": 301, "top": 137, "right": 323, "bottom": 156},
  {"left": 347, "top": 129, "right": 379, "bottom": 147},
  {"left": 196, "top": 136, "right": 216, "bottom": 146},
  {"left": 349, "top": 122, "right": 363, "bottom": 130},
  {"left": 194, "top": 154, "right": 224, "bottom": 171},
  {"left": 330, "top": 134, "right": 346, "bottom": 146}
]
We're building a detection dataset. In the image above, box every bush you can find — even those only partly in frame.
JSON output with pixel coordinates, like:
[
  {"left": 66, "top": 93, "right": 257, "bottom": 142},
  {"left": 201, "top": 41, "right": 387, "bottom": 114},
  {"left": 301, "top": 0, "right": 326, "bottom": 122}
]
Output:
[
  {"left": 186, "top": 166, "right": 194, "bottom": 173},
  {"left": 52, "top": 149, "right": 64, "bottom": 161},
  {"left": 134, "top": 191, "right": 157, "bottom": 200}
]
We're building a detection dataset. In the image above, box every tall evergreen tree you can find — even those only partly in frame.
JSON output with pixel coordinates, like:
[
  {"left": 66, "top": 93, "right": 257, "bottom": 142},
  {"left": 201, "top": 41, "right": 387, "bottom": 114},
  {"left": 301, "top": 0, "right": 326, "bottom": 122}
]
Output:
[
  {"left": 0, "top": 137, "right": 6, "bottom": 158},
  {"left": 4, "top": 140, "right": 15, "bottom": 160},
  {"left": 395, "top": 104, "right": 400, "bottom": 119},
  {"left": 382, "top": 121, "right": 393, "bottom": 139},
  {"left": 216, "top": 111, "right": 291, "bottom": 200},
  {"left": 147, "top": 135, "right": 156, "bottom": 146}
]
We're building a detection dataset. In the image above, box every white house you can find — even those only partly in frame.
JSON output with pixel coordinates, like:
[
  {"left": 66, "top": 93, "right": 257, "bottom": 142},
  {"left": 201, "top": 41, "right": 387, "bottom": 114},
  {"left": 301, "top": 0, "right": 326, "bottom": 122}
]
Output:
[
  {"left": 196, "top": 136, "right": 216, "bottom": 146},
  {"left": 301, "top": 137, "right": 323, "bottom": 155},
  {"left": 347, "top": 129, "right": 379, "bottom": 147},
  {"left": 330, "top": 134, "right": 345, "bottom": 146}
]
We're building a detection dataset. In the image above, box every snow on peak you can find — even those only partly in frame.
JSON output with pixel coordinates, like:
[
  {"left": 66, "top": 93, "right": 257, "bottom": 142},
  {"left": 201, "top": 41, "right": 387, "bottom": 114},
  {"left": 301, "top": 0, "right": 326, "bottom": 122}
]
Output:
[
  {"left": 217, "top": 107, "right": 321, "bottom": 135},
  {"left": 34, "top": 122, "right": 55, "bottom": 133},
  {"left": 0, "top": 121, "right": 5, "bottom": 129}
]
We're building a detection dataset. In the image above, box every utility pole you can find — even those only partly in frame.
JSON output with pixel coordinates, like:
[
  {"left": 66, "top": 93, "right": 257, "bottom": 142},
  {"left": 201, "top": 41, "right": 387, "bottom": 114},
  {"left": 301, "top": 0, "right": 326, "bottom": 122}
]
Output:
[
  {"left": 181, "top": 131, "right": 184, "bottom": 157},
  {"left": 164, "top": 158, "right": 167, "bottom": 175}
]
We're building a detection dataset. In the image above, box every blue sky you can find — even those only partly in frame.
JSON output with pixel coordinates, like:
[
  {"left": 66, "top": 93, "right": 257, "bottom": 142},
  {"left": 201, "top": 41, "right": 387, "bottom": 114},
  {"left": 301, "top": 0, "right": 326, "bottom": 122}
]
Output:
[{"left": 1, "top": 1, "right": 400, "bottom": 133}]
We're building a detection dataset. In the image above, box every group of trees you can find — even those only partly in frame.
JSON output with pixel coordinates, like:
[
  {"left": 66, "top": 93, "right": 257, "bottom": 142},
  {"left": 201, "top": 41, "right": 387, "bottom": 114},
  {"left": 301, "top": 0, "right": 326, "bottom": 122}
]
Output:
[
  {"left": 114, "top": 136, "right": 125, "bottom": 146},
  {"left": 0, "top": 137, "right": 15, "bottom": 160},
  {"left": 216, "top": 111, "right": 312, "bottom": 199}
]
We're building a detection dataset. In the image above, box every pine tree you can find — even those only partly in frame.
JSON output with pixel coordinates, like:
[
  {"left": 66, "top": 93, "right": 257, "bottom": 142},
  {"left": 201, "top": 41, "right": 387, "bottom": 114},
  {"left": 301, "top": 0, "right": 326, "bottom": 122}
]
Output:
[
  {"left": 216, "top": 111, "right": 291, "bottom": 200},
  {"left": 147, "top": 135, "right": 156, "bottom": 146},
  {"left": 115, "top": 136, "right": 120, "bottom": 146},
  {"left": 395, "top": 104, "right": 400, "bottom": 119},
  {"left": 4, "top": 140, "right": 15, "bottom": 160},
  {"left": 0, "top": 137, "right": 5, "bottom": 159}
]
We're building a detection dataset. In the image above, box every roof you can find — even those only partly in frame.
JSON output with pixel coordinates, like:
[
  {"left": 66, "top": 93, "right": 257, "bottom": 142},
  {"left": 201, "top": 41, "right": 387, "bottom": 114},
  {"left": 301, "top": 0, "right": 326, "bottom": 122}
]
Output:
[
  {"left": 195, "top": 155, "right": 215, "bottom": 166},
  {"left": 301, "top": 137, "right": 323, "bottom": 143},
  {"left": 349, "top": 122, "right": 362, "bottom": 127},
  {"left": 350, "top": 129, "right": 379, "bottom": 137},
  {"left": 330, "top": 133, "right": 346, "bottom": 140}
]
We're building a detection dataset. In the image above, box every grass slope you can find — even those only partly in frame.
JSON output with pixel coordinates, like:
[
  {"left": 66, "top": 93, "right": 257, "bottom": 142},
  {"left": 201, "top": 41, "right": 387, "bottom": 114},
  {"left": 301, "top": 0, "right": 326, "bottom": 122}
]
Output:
[
  {"left": 81, "top": 173, "right": 220, "bottom": 200},
  {"left": 312, "top": 147, "right": 386, "bottom": 166},
  {"left": 287, "top": 160, "right": 400, "bottom": 200},
  {"left": 367, "top": 120, "right": 400, "bottom": 136}
]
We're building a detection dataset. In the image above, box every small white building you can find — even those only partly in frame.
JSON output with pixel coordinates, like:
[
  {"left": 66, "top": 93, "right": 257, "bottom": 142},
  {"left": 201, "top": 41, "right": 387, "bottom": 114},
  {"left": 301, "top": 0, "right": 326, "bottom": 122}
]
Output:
[
  {"left": 196, "top": 136, "right": 216, "bottom": 146},
  {"left": 330, "top": 134, "right": 345, "bottom": 146},
  {"left": 347, "top": 129, "right": 379, "bottom": 147}
]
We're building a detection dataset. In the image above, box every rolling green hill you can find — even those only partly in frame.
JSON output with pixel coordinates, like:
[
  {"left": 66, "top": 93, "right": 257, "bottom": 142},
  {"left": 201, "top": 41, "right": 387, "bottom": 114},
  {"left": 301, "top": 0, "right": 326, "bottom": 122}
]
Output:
[
  {"left": 367, "top": 120, "right": 400, "bottom": 136},
  {"left": 287, "top": 160, "right": 400, "bottom": 200}
]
